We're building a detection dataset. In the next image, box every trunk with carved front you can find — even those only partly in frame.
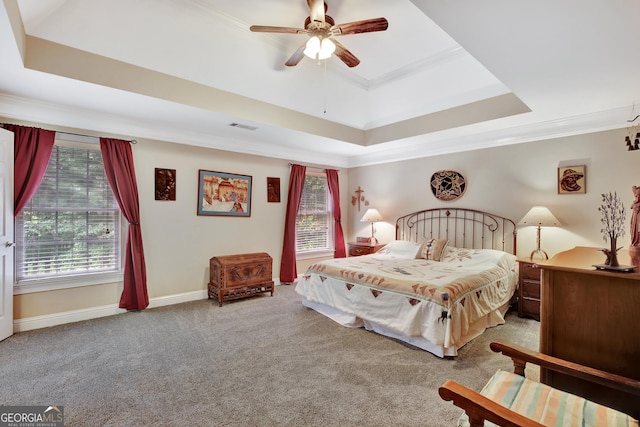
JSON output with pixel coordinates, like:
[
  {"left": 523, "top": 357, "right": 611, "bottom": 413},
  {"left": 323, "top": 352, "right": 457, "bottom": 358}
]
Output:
[{"left": 208, "top": 252, "right": 274, "bottom": 306}]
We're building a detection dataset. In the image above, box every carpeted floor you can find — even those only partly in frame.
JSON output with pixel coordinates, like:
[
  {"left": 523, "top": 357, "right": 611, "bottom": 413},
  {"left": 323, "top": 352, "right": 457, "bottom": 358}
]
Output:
[{"left": 0, "top": 284, "right": 539, "bottom": 426}]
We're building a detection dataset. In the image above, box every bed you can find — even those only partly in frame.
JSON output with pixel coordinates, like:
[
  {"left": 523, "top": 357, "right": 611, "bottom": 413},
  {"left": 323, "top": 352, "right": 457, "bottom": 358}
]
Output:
[{"left": 295, "top": 208, "right": 518, "bottom": 357}]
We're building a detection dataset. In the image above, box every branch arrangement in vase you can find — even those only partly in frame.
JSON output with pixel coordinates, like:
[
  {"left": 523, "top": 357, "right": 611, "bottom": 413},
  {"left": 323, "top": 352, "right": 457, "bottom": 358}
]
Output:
[{"left": 598, "top": 191, "right": 626, "bottom": 267}]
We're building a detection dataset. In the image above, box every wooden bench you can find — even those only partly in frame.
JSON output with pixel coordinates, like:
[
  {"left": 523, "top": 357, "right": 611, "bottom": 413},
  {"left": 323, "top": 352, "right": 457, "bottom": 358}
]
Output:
[{"left": 439, "top": 340, "right": 640, "bottom": 427}]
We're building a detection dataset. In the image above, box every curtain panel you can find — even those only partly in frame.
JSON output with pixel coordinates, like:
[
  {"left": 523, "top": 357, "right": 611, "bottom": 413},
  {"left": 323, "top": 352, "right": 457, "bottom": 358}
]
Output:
[
  {"left": 100, "top": 138, "right": 149, "bottom": 310},
  {"left": 7, "top": 125, "right": 55, "bottom": 216},
  {"left": 280, "top": 164, "right": 306, "bottom": 283},
  {"left": 326, "top": 169, "right": 346, "bottom": 258}
]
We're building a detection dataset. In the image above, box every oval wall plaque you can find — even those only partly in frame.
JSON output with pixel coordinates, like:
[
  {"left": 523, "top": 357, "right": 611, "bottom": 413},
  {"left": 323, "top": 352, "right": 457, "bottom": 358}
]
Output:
[{"left": 430, "top": 170, "right": 466, "bottom": 201}]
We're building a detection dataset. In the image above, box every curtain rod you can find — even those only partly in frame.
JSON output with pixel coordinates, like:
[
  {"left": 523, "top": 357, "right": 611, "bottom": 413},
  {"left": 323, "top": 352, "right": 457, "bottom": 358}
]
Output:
[
  {"left": 1, "top": 123, "right": 137, "bottom": 144},
  {"left": 288, "top": 162, "right": 339, "bottom": 171},
  {"left": 57, "top": 130, "right": 137, "bottom": 144}
]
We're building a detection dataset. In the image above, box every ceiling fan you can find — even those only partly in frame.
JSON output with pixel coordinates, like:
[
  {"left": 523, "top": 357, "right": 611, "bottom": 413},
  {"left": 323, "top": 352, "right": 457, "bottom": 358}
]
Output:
[{"left": 250, "top": 0, "right": 389, "bottom": 68}]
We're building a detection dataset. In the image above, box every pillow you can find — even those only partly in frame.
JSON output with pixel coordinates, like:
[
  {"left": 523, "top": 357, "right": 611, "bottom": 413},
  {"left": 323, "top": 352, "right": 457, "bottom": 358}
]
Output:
[
  {"left": 417, "top": 238, "right": 449, "bottom": 261},
  {"left": 377, "top": 240, "right": 422, "bottom": 258},
  {"left": 440, "top": 246, "right": 471, "bottom": 263}
]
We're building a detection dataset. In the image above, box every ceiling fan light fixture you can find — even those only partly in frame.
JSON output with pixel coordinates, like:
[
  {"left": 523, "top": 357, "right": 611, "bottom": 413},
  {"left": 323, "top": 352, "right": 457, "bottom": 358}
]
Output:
[
  {"left": 303, "top": 36, "right": 320, "bottom": 58},
  {"left": 303, "top": 36, "right": 335, "bottom": 60},
  {"left": 319, "top": 37, "right": 336, "bottom": 59},
  {"left": 250, "top": 1, "right": 388, "bottom": 67}
]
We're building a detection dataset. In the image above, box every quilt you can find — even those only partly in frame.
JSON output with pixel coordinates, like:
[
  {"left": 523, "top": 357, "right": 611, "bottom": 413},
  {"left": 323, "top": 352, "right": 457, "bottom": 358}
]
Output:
[{"left": 295, "top": 241, "right": 518, "bottom": 356}]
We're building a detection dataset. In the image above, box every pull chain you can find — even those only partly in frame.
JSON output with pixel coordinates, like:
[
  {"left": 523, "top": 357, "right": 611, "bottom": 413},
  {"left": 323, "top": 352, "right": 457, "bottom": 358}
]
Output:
[{"left": 323, "top": 59, "right": 328, "bottom": 114}]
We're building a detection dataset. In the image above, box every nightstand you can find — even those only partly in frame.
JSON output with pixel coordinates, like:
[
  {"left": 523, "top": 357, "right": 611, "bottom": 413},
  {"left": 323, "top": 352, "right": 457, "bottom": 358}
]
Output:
[
  {"left": 347, "top": 241, "right": 385, "bottom": 257},
  {"left": 516, "top": 259, "right": 541, "bottom": 321}
]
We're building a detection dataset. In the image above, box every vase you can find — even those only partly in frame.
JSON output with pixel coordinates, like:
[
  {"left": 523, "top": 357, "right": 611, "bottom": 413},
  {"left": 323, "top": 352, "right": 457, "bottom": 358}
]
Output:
[{"left": 608, "top": 237, "right": 620, "bottom": 267}]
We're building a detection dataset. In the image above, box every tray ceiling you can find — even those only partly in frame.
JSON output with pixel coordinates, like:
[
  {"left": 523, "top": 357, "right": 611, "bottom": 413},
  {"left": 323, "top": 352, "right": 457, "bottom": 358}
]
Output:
[{"left": 1, "top": 0, "right": 638, "bottom": 167}]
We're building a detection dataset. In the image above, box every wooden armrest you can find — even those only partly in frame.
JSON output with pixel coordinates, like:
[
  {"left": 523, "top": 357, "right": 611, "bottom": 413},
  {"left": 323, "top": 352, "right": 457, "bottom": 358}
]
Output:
[
  {"left": 438, "top": 380, "right": 545, "bottom": 427},
  {"left": 490, "top": 340, "right": 640, "bottom": 397}
]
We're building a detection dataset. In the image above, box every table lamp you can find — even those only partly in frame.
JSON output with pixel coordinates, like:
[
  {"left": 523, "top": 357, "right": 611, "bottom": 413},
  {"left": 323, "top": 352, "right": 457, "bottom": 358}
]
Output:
[
  {"left": 519, "top": 206, "right": 560, "bottom": 260},
  {"left": 360, "top": 208, "right": 383, "bottom": 244}
]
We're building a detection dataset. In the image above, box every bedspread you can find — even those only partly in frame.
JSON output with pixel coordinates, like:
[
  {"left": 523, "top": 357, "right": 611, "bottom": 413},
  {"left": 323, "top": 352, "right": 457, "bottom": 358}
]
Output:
[{"left": 295, "top": 248, "right": 517, "bottom": 354}]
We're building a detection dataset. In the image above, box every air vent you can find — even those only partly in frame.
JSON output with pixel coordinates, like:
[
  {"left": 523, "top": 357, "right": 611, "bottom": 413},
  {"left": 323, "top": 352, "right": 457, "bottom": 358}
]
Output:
[{"left": 229, "top": 122, "right": 258, "bottom": 131}]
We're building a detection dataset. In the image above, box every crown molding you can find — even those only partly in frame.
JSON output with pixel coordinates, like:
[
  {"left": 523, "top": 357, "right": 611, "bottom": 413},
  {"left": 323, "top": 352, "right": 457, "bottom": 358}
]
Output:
[
  {"left": 346, "top": 107, "right": 631, "bottom": 167},
  {"left": 1, "top": 93, "right": 631, "bottom": 169}
]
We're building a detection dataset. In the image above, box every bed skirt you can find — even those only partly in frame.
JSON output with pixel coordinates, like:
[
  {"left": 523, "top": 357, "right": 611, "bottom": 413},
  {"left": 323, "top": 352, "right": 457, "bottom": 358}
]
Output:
[{"left": 300, "top": 297, "right": 511, "bottom": 358}]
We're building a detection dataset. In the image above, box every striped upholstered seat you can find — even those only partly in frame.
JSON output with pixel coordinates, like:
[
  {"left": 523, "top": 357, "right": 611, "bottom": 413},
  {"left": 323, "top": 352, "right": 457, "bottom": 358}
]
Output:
[{"left": 458, "top": 369, "right": 638, "bottom": 427}]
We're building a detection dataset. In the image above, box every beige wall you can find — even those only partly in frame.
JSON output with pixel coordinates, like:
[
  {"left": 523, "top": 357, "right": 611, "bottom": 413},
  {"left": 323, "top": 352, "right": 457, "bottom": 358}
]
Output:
[
  {"left": 134, "top": 139, "right": 293, "bottom": 298},
  {"left": 347, "top": 128, "right": 640, "bottom": 260}
]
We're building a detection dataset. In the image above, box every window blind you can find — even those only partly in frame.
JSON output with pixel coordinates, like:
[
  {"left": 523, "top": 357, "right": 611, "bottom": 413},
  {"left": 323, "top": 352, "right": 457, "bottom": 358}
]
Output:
[
  {"left": 15, "top": 144, "right": 122, "bottom": 281},
  {"left": 295, "top": 173, "right": 333, "bottom": 253}
]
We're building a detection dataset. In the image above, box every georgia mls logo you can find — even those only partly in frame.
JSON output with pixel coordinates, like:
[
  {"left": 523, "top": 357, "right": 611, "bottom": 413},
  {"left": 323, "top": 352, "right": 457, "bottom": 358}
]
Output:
[
  {"left": 44, "top": 406, "right": 63, "bottom": 418},
  {"left": 0, "top": 405, "right": 64, "bottom": 427}
]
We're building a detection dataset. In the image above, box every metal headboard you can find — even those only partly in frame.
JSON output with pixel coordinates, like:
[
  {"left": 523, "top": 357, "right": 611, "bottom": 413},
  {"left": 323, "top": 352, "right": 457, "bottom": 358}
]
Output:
[{"left": 395, "top": 208, "right": 517, "bottom": 254}]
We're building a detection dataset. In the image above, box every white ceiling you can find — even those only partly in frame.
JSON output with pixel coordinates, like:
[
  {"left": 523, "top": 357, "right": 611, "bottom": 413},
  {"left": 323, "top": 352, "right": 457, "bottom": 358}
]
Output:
[{"left": 1, "top": 0, "right": 639, "bottom": 168}]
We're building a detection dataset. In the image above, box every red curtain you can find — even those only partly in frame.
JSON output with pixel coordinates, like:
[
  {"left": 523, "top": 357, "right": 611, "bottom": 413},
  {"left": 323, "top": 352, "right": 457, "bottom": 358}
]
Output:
[
  {"left": 100, "top": 138, "right": 149, "bottom": 311},
  {"left": 7, "top": 125, "right": 55, "bottom": 216},
  {"left": 280, "top": 164, "right": 306, "bottom": 283},
  {"left": 326, "top": 169, "right": 346, "bottom": 258}
]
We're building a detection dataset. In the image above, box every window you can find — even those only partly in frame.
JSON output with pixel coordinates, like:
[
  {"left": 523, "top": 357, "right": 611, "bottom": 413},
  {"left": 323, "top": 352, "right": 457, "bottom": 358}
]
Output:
[
  {"left": 15, "top": 139, "right": 123, "bottom": 293},
  {"left": 295, "top": 171, "right": 334, "bottom": 255}
]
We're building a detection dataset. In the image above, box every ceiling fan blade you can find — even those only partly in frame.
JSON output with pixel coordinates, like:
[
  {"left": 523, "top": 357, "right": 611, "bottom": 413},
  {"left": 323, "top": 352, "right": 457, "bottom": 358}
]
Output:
[
  {"left": 332, "top": 39, "right": 360, "bottom": 68},
  {"left": 332, "top": 17, "right": 389, "bottom": 36},
  {"left": 285, "top": 43, "right": 307, "bottom": 67},
  {"left": 250, "top": 25, "right": 307, "bottom": 34},
  {"left": 307, "top": 0, "right": 326, "bottom": 23}
]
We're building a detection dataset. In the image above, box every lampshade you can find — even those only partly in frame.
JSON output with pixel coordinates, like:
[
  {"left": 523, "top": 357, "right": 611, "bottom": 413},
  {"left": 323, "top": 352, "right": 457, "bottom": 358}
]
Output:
[
  {"left": 519, "top": 206, "right": 560, "bottom": 227},
  {"left": 303, "top": 36, "right": 336, "bottom": 60},
  {"left": 361, "top": 208, "right": 383, "bottom": 223}
]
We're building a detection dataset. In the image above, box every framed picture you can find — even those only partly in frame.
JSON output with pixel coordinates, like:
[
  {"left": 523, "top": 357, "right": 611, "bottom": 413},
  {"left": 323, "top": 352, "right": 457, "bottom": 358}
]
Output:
[
  {"left": 558, "top": 165, "right": 586, "bottom": 194},
  {"left": 267, "top": 177, "right": 280, "bottom": 202},
  {"left": 155, "top": 168, "right": 176, "bottom": 201},
  {"left": 197, "top": 170, "right": 252, "bottom": 216}
]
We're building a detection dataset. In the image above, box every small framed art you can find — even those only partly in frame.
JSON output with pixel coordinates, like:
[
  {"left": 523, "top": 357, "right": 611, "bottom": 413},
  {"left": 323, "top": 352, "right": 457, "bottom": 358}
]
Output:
[
  {"left": 155, "top": 168, "right": 176, "bottom": 201},
  {"left": 197, "top": 170, "right": 252, "bottom": 216},
  {"left": 267, "top": 177, "right": 280, "bottom": 202},
  {"left": 558, "top": 165, "right": 586, "bottom": 194}
]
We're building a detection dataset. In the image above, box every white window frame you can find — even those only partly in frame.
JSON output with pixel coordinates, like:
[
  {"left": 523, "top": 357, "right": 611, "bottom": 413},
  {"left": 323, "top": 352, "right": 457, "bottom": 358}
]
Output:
[
  {"left": 14, "top": 136, "right": 125, "bottom": 295},
  {"left": 295, "top": 170, "right": 335, "bottom": 259}
]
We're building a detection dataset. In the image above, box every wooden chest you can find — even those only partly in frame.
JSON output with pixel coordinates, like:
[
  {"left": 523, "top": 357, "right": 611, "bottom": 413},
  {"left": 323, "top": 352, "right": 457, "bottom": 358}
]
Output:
[{"left": 208, "top": 252, "right": 274, "bottom": 306}]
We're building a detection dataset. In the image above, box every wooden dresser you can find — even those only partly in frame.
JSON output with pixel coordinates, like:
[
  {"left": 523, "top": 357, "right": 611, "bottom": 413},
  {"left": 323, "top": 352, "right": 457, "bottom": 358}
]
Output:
[
  {"left": 537, "top": 246, "right": 640, "bottom": 419},
  {"left": 208, "top": 252, "right": 274, "bottom": 306}
]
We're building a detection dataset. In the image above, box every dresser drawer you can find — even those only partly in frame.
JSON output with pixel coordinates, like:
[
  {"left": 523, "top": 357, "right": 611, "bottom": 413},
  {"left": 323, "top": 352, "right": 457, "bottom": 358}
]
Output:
[
  {"left": 521, "top": 263, "right": 541, "bottom": 280},
  {"left": 521, "top": 297, "right": 540, "bottom": 320},
  {"left": 349, "top": 246, "right": 373, "bottom": 256},
  {"left": 348, "top": 242, "right": 385, "bottom": 256},
  {"left": 521, "top": 280, "right": 540, "bottom": 299}
]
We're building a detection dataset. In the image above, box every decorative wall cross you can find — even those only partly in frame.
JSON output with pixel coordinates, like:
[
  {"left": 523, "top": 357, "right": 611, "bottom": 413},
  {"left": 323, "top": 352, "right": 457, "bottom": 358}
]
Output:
[{"left": 352, "top": 186, "right": 370, "bottom": 211}]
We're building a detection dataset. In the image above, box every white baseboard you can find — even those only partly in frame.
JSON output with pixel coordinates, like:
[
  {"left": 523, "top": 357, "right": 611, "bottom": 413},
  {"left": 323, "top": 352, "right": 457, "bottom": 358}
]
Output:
[
  {"left": 14, "top": 280, "right": 284, "bottom": 333},
  {"left": 147, "top": 289, "right": 209, "bottom": 310},
  {"left": 14, "top": 289, "right": 209, "bottom": 333}
]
